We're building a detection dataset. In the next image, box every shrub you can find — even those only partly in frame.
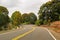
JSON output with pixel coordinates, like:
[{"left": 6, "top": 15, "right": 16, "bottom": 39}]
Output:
[
  {"left": 43, "top": 20, "right": 48, "bottom": 25},
  {"left": 35, "top": 20, "right": 40, "bottom": 26}
]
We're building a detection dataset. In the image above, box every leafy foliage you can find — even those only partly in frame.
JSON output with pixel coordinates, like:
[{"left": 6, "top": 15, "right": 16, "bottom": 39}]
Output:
[
  {"left": 11, "top": 11, "right": 22, "bottom": 26},
  {"left": 38, "top": 0, "right": 60, "bottom": 25},
  {"left": 35, "top": 20, "right": 40, "bottom": 26},
  {"left": 29, "top": 12, "right": 37, "bottom": 24},
  {"left": 0, "top": 13, "right": 10, "bottom": 26},
  {"left": 0, "top": 6, "right": 9, "bottom": 15},
  {"left": 0, "top": 6, "right": 10, "bottom": 30},
  {"left": 22, "top": 13, "right": 37, "bottom": 24},
  {"left": 22, "top": 13, "right": 30, "bottom": 23}
]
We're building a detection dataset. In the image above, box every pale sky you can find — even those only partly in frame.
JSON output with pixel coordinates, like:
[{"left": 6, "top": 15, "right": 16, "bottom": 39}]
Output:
[{"left": 0, "top": 0, "right": 50, "bottom": 17}]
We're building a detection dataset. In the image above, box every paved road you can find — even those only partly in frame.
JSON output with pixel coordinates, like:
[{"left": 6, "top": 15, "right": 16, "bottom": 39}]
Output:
[
  {"left": 19, "top": 27, "right": 55, "bottom": 40},
  {"left": 0, "top": 25, "right": 55, "bottom": 40}
]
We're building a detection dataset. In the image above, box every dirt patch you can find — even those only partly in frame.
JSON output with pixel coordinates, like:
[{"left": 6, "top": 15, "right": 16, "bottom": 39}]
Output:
[
  {"left": 50, "top": 21, "right": 60, "bottom": 33},
  {"left": 47, "top": 27, "right": 60, "bottom": 40}
]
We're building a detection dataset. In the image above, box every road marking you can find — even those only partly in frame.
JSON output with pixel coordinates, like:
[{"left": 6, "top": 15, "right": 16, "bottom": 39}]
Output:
[
  {"left": 12, "top": 27, "right": 35, "bottom": 40},
  {"left": 0, "top": 28, "right": 25, "bottom": 35},
  {"left": 44, "top": 28, "right": 56, "bottom": 40}
]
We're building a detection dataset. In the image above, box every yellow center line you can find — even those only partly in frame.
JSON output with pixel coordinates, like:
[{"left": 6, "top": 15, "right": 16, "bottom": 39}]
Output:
[{"left": 12, "top": 27, "right": 36, "bottom": 40}]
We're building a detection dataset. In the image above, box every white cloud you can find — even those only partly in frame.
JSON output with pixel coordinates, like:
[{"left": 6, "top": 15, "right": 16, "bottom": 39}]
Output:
[{"left": 0, "top": 0, "right": 50, "bottom": 17}]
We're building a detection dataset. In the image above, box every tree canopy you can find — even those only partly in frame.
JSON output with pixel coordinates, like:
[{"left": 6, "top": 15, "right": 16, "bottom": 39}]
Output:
[
  {"left": 0, "top": 13, "right": 10, "bottom": 26},
  {"left": 38, "top": 0, "right": 60, "bottom": 25},
  {"left": 11, "top": 11, "right": 22, "bottom": 26},
  {"left": 0, "top": 6, "right": 9, "bottom": 15},
  {"left": 22, "top": 12, "right": 37, "bottom": 24},
  {"left": 0, "top": 6, "right": 10, "bottom": 30},
  {"left": 29, "top": 12, "right": 37, "bottom": 24},
  {"left": 22, "top": 13, "right": 30, "bottom": 23}
]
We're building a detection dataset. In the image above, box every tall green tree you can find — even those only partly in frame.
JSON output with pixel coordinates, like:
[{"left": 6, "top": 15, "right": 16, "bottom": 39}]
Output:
[
  {"left": 0, "top": 6, "right": 9, "bottom": 15},
  {"left": 38, "top": 0, "right": 60, "bottom": 25},
  {"left": 0, "top": 13, "right": 10, "bottom": 26},
  {"left": 11, "top": 11, "right": 22, "bottom": 26},
  {"left": 29, "top": 12, "right": 37, "bottom": 24},
  {"left": 22, "top": 13, "right": 30, "bottom": 23},
  {"left": 0, "top": 6, "right": 10, "bottom": 30}
]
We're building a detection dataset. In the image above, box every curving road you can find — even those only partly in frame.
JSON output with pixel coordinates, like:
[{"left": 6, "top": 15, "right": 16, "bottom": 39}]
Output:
[{"left": 0, "top": 25, "right": 55, "bottom": 40}]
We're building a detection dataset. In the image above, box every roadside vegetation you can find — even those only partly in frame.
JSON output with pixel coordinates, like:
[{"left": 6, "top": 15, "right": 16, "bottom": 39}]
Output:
[
  {"left": 0, "top": 6, "right": 37, "bottom": 31},
  {"left": 37, "top": 0, "right": 60, "bottom": 33},
  {"left": 0, "top": 0, "right": 60, "bottom": 33}
]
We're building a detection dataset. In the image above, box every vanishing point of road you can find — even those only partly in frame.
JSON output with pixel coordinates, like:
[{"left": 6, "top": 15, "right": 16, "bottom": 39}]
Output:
[{"left": 0, "top": 25, "right": 56, "bottom": 40}]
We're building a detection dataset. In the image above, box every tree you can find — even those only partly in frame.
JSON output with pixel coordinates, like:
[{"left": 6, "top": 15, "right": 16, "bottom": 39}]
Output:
[
  {"left": 29, "top": 12, "right": 37, "bottom": 24},
  {"left": 0, "top": 6, "right": 10, "bottom": 30},
  {"left": 38, "top": 0, "right": 60, "bottom": 25},
  {"left": 0, "top": 6, "right": 9, "bottom": 15},
  {"left": 22, "top": 13, "right": 30, "bottom": 23},
  {"left": 0, "top": 13, "right": 9, "bottom": 26},
  {"left": 11, "top": 11, "right": 22, "bottom": 26},
  {"left": 35, "top": 20, "right": 40, "bottom": 26}
]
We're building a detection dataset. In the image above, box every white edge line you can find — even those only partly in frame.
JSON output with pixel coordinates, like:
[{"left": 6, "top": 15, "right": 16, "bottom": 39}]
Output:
[{"left": 44, "top": 28, "right": 56, "bottom": 40}]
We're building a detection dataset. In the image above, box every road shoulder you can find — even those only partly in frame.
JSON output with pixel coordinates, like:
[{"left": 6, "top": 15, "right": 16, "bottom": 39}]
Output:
[
  {"left": 47, "top": 27, "right": 60, "bottom": 40},
  {"left": 42, "top": 26, "right": 60, "bottom": 40},
  {"left": 0, "top": 27, "right": 23, "bottom": 35}
]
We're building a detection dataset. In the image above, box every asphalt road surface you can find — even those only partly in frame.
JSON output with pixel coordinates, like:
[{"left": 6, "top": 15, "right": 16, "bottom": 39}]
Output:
[{"left": 0, "top": 25, "right": 55, "bottom": 40}]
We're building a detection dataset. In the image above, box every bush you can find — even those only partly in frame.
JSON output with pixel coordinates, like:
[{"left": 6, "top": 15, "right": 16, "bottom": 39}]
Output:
[
  {"left": 35, "top": 20, "right": 40, "bottom": 26},
  {"left": 23, "top": 22, "right": 30, "bottom": 25},
  {"left": 43, "top": 20, "right": 48, "bottom": 25}
]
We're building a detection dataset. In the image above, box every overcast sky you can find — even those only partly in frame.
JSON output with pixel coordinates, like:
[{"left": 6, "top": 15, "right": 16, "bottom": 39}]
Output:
[{"left": 0, "top": 0, "right": 50, "bottom": 17}]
